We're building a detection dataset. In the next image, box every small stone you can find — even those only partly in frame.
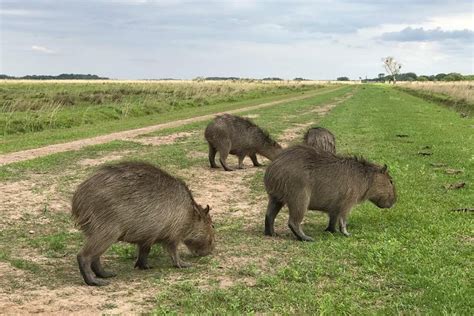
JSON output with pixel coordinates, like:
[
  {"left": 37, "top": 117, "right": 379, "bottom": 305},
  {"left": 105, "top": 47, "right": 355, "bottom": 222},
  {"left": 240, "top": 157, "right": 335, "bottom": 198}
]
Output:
[{"left": 29, "top": 230, "right": 35, "bottom": 234}]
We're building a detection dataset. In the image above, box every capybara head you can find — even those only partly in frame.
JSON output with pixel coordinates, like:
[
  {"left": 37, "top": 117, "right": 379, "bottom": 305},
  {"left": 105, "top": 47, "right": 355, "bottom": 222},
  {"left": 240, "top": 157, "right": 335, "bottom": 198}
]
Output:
[
  {"left": 367, "top": 165, "right": 397, "bottom": 208},
  {"left": 262, "top": 141, "right": 283, "bottom": 161},
  {"left": 184, "top": 204, "right": 215, "bottom": 256}
]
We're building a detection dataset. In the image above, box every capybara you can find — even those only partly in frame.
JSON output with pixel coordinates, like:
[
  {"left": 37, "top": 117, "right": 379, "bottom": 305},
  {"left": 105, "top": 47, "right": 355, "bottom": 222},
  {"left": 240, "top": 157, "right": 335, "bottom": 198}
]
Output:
[
  {"left": 204, "top": 114, "right": 282, "bottom": 171},
  {"left": 264, "top": 145, "right": 396, "bottom": 241},
  {"left": 72, "top": 161, "right": 215, "bottom": 286},
  {"left": 303, "top": 127, "right": 336, "bottom": 153}
]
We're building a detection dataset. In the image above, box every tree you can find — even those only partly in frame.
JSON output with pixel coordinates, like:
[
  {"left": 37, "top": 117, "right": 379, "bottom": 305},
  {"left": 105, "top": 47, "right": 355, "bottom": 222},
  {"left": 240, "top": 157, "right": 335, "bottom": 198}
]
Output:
[
  {"left": 337, "top": 76, "right": 349, "bottom": 81},
  {"left": 382, "top": 56, "right": 402, "bottom": 84}
]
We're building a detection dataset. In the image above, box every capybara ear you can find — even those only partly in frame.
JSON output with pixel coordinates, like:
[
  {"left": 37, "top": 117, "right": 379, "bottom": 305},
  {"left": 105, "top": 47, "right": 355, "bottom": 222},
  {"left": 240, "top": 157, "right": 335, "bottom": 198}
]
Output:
[
  {"left": 381, "top": 164, "right": 388, "bottom": 173},
  {"left": 204, "top": 205, "right": 211, "bottom": 214}
]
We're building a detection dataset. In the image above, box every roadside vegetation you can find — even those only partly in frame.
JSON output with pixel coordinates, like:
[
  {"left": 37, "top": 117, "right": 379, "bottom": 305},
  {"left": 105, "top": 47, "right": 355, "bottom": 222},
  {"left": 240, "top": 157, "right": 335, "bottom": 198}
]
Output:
[
  {"left": 0, "top": 84, "right": 472, "bottom": 314},
  {"left": 0, "top": 81, "right": 335, "bottom": 154},
  {"left": 397, "top": 81, "right": 473, "bottom": 116}
]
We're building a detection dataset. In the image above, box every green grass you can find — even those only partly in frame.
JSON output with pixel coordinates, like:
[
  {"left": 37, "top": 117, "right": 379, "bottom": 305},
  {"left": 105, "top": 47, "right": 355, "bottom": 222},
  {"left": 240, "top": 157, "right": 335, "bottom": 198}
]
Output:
[
  {"left": 0, "top": 84, "right": 472, "bottom": 313},
  {"left": 0, "top": 82, "right": 333, "bottom": 153}
]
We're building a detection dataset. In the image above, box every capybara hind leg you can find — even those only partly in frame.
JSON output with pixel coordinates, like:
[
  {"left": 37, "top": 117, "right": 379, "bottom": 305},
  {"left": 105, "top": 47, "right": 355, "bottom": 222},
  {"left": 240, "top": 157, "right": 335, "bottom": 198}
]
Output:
[
  {"left": 219, "top": 151, "right": 234, "bottom": 171},
  {"left": 325, "top": 214, "right": 338, "bottom": 233},
  {"left": 77, "top": 236, "right": 116, "bottom": 286},
  {"left": 250, "top": 154, "right": 262, "bottom": 167},
  {"left": 135, "top": 244, "right": 152, "bottom": 270},
  {"left": 339, "top": 215, "right": 351, "bottom": 237},
  {"left": 91, "top": 257, "right": 116, "bottom": 278},
  {"left": 288, "top": 196, "right": 313, "bottom": 242},
  {"left": 217, "top": 141, "right": 234, "bottom": 171},
  {"left": 265, "top": 196, "right": 284, "bottom": 236},
  {"left": 164, "top": 242, "right": 191, "bottom": 268},
  {"left": 208, "top": 143, "right": 218, "bottom": 168},
  {"left": 77, "top": 254, "right": 108, "bottom": 286},
  {"left": 237, "top": 155, "right": 245, "bottom": 169}
]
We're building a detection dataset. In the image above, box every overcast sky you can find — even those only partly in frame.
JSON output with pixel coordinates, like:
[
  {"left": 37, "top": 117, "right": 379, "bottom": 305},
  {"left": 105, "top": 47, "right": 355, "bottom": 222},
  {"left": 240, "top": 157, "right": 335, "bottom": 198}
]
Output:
[{"left": 1, "top": 0, "right": 473, "bottom": 79}]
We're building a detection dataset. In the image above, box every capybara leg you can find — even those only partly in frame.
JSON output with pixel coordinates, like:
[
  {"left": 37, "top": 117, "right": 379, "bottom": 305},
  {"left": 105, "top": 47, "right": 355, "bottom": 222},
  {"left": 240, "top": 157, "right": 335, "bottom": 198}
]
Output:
[
  {"left": 288, "top": 196, "right": 313, "bottom": 242},
  {"left": 91, "top": 257, "right": 116, "bottom": 278},
  {"left": 164, "top": 242, "right": 191, "bottom": 268},
  {"left": 339, "top": 215, "right": 351, "bottom": 237},
  {"left": 208, "top": 143, "right": 218, "bottom": 168},
  {"left": 218, "top": 142, "right": 234, "bottom": 171},
  {"left": 77, "top": 254, "right": 108, "bottom": 286},
  {"left": 250, "top": 154, "right": 262, "bottom": 167},
  {"left": 325, "top": 214, "right": 338, "bottom": 233},
  {"left": 237, "top": 155, "right": 245, "bottom": 169},
  {"left": 135, "top": 244, "right": 152, "bottom": 270},
  {"left": 77, "top": 235, "right": 116, "bottom": 286},
  {"left": 265, "top": 196, "right": 284, "bottom": 236}
]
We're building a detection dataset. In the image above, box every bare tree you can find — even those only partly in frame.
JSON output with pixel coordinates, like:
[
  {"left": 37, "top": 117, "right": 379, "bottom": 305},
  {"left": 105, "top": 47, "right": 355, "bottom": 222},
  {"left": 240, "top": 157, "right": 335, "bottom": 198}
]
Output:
[{"left": 382, "top": 57, "right": 402, "bottom": 84}]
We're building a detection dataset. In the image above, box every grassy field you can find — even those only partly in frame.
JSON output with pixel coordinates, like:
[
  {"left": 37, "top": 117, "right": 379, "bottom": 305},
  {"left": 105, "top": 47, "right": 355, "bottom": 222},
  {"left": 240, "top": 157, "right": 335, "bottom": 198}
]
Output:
[
  {"left": 0, "top": 81, "right": 335, "bottom": 154},
  {"left": 0, "top": 83, "right": 472, "bottom": 314},
  {"left": 397, "top": 81, "right": 474, "bottom": 117}
]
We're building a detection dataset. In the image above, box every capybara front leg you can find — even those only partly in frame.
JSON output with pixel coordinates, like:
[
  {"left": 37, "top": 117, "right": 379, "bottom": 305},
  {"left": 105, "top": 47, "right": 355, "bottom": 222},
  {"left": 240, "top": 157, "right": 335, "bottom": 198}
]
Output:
[
  {"left": 288, "top": 196, "right": 313, "bottom": 242},
  {"left": 208, "top": 143, "right": 218, "bottom": 168},
  {"left": 265, "top": 195, "right": 284, "bottom": 236},
  {"left": 339, "top": 215, "right": 351, "bottom": 237},
  {"left": 164, "top": 242, "right": 191, "bottom": 268},
  {"left": 91, "top": 257, "right": 116, "bottom": 278},
  {"left": 134, "top": 244, "right": 152, "bottom": 269},
  {"left": 325, "top": 213, "right": 338, "bottom": 233},
  {"left": 250, "top": 154, "right": 262, "bottom": 167}
]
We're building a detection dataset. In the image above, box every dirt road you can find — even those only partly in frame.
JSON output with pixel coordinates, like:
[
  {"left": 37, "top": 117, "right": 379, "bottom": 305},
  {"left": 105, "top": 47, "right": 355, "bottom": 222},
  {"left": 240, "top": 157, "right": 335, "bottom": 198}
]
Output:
[{"left": 0, "top": 87, "right": 342, "bottom": 166}]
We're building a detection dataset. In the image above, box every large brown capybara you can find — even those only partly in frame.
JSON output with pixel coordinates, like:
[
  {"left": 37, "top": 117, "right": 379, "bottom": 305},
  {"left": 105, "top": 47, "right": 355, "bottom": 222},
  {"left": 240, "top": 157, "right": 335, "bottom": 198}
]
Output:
[
  {"left": 72, "top": 161, "right": 215, "bottom": 286},
  {"left": 264, "top": 145, "right": 396, "bottom": 241}
]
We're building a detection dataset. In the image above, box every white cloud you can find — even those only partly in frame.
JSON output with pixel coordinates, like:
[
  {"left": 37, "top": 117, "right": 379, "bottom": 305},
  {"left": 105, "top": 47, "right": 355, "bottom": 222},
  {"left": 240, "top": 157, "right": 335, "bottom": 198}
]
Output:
[{"left": 31, "top": 45, "right": 55, "bottom": 54}]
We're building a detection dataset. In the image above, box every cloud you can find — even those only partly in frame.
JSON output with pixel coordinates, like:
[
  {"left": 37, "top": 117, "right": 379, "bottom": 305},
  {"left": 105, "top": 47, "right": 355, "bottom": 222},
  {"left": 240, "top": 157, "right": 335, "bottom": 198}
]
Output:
[
  {"left": 380, "top": 27, "right": 474, "bottom": 42},
  {"left": 31, "top": 45, "right": 56, "bottom": 54}
]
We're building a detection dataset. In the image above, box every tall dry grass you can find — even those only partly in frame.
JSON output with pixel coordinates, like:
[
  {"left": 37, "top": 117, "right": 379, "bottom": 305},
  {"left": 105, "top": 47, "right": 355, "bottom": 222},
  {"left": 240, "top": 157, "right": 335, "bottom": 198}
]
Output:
[{"left": 398, "top": 81, "right": 473, "bottom": 116}]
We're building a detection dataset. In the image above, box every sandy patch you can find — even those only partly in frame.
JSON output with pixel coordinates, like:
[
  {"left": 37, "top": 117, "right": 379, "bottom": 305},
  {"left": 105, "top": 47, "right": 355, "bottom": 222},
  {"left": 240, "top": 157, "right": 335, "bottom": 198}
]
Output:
[
  {"left": 77, "top": 151, "right": 132, "bottom": 167},
  {"left": 127, "top": 131, "right": 196, "bottom": 146}
]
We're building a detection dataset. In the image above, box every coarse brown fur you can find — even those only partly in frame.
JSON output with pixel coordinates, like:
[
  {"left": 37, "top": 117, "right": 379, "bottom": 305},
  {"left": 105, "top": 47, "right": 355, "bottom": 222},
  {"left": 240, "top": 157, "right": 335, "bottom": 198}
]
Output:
[
  {"left": 204, "top": 114, "right": 282, "bottom": 171},
  {"left": 71, "top": 161, "right": 215, "bottom": 286},
  {"left": 264, "top": 145, "right": 396, "bottom": 241},
  {"left": 303, "top": 127, "right": 336, "bottom": 153}
]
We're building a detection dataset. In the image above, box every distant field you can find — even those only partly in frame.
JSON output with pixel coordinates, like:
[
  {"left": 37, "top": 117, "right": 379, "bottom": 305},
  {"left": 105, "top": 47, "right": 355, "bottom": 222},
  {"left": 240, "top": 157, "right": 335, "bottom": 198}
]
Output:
[
  {"left": 397, "top": 81, "right": 473, "bottom": 116},
  {"left": 0, "top": 84, "right": 472, "bottom": 314},
  {"left": 0, "top": 80, "right": 325, "bottom": 136},
  {"left": 0, "top": 81, "right": 345, "bottom": 154}
]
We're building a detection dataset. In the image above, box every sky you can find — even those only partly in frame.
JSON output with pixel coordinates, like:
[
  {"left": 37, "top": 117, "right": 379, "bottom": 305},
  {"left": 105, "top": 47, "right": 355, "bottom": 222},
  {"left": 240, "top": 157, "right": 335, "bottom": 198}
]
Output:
[{"left": 1, "top": 0, "right": 473, "bottom": 80}]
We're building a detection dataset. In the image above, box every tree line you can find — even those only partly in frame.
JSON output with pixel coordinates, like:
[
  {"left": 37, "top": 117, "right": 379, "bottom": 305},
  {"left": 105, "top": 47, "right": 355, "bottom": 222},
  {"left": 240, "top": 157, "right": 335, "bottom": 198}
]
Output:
[{"left": 0, "top": 73, "right": 109, "bottom": 80}]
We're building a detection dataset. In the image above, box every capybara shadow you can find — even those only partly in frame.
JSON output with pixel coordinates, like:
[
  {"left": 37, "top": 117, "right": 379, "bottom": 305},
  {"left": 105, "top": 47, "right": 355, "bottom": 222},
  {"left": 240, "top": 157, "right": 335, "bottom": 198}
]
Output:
[
  {"left": 72, "top": 161, "right": 215, "bottom": 286},
  {"left": 264, "top": 145, "right": 396, "bottom": 241},
  {"left": 205, "top": 114, "right": 282, "bottom": 171}
]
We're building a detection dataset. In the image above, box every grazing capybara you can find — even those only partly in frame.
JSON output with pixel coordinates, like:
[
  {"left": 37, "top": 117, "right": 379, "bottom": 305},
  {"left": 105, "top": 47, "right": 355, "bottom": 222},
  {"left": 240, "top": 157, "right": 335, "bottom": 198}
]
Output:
[
  {"left": 204, "top": 114, "right": 282, "bottom": 171},
  {"left": 72, "top": 161, "right": 215, "bottom": 286},
  {"left": 303, "top": 127, "right": 336, "bottom": 153},
  {"left": 264, "top": 145, "right": 396, "bottom": 241}
]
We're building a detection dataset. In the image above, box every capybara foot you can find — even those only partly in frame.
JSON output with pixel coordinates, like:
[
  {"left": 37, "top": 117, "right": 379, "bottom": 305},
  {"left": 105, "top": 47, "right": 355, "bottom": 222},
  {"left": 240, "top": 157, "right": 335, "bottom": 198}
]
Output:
[
  {"left": 85, "top": 277, "right": 109, "bottom": 286},
  {"left": 95, "top": 270, "right": 116, "bottom": 278},
  {"left": 135, "top": 261, "right": 153, "bottom": 270},
  {"left": 325, "top": 227, "right": 337, "bottom": 233},
  {"left": 175, "top": 261, "right": 191, "bottom": 268}
]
